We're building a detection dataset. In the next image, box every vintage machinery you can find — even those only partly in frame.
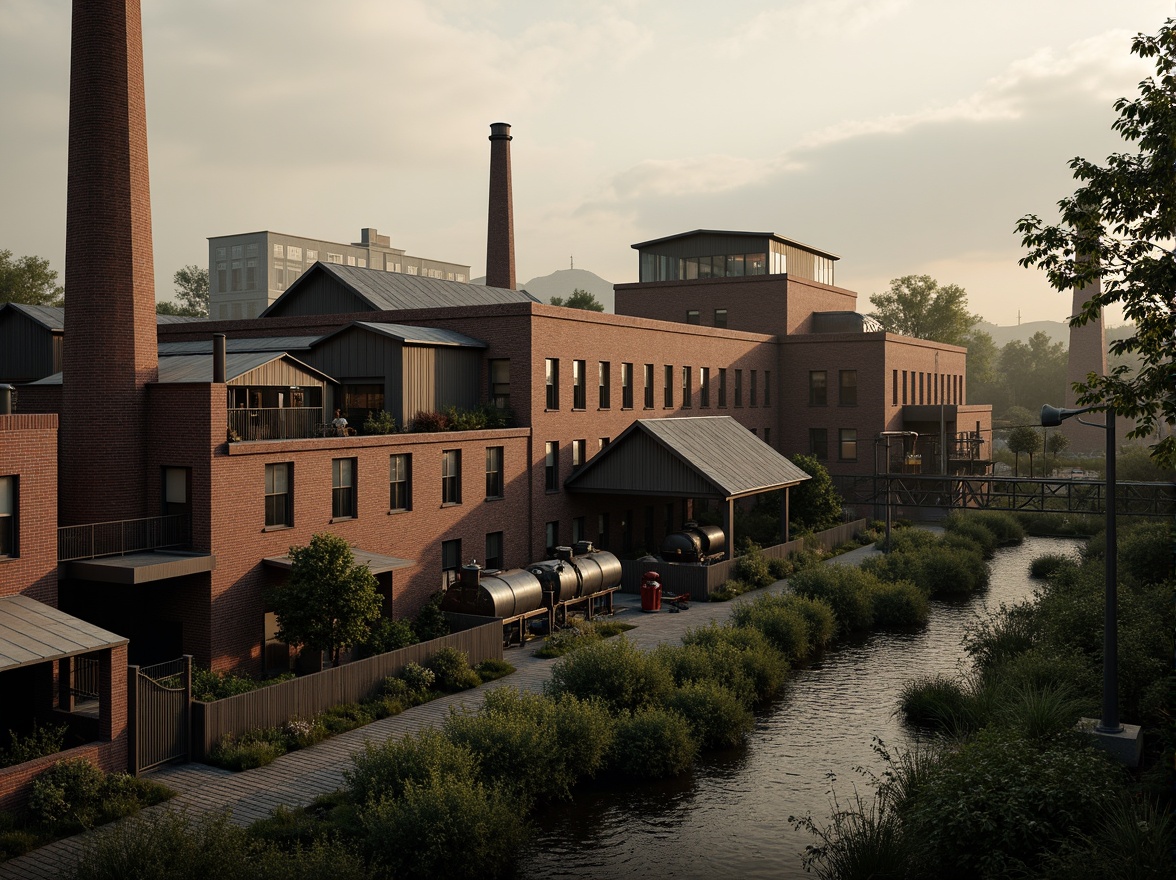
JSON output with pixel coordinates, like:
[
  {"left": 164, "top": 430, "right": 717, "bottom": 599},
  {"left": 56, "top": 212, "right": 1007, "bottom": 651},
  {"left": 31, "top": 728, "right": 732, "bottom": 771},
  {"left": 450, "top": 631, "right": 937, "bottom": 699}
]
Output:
[{"left": 660, "top": 522, "right": 726, "bottom": 564}]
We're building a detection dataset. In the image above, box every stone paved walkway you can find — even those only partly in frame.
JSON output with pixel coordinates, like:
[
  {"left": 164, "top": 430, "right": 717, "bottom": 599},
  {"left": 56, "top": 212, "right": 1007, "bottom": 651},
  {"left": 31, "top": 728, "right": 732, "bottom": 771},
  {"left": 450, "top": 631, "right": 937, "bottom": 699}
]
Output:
[{"left": 0, "top": 544, "right": 880, "bottom": 880}]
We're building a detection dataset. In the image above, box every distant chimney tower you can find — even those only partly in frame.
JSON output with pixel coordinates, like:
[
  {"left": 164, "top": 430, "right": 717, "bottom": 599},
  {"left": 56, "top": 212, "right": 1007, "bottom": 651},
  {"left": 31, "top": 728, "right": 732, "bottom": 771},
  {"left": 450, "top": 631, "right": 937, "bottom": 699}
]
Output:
[
  {"left": 1062, "top": 276, "right": 1108, "bottom": 455},
  {"left": 485, "top": 122, "right": 516, "bottom": 290},
  {"left": 61, "top": 0, "right": 159, "bottom": 524}
]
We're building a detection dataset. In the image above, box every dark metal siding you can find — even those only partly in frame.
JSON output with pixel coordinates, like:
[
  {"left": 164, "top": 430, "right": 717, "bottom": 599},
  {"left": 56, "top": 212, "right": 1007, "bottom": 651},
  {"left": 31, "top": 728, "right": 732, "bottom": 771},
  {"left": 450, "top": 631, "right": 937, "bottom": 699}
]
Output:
[
  {"left": 640, "top": 234, "right": 772, "bottom": 262},
  {"left": 265, "top": 272, "right": 372, "bottom": 316},
  {"left": 434, "top": 347, "right": 481, "bottom": 412},
  {"left": 0, "top": 311, "right": 58, "bottom": 382},
  {"left": 571, "top": 430, "right": 720, "bottom": 498},
  {"left": 304, "top": 327, "right": 403, "bottom": 421}
]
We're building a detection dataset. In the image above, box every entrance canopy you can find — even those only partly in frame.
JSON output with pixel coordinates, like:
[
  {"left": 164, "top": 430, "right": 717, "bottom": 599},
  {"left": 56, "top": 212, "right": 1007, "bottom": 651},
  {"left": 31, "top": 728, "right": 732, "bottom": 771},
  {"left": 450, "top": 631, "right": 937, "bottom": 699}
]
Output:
[
  {"left": 0, "top": 594, "right": 128, "bottom": 673},
  {"left": 565, "top": 416, "right": 810, "bottom": 500},
  {"left": 263, "top": 549, "right": 415, "bottom": 574}
]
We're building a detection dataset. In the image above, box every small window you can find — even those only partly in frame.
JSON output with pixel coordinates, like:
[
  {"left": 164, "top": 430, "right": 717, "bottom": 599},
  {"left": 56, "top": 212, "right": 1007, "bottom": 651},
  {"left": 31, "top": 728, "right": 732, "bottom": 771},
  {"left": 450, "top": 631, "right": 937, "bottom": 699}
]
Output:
[
  {"left": 839, "top": 429, "right": 858, "bottom": 461},
  {"left": 664, "top": 365, "right": 674, "bottom": 408},
  {"left": 545, "top": 441, "right": 559, "bottom": 492},
  {"left": 700, "top": 367, "right": 711, "bottom": 407},
  {"left": 809, "top": 371, "right": 827, "bottom": 406},
  {"left": 809, "top": 428, "right": 828, "bottom": 461},
  {"left": 597, "top": 513, "right": 610, "bottom": 550},
  {"left": 686, "top": 310, "right": 700, "bottom": 325},
  {"left": 442, "top": 539, "right": 462, "bottom": 580},
  {"left": 264, "top": 463, "right": 292, "bottom": 528},
  {"left": 485, "top": 532, "right": 503, "bottom": 571},
  {"left": 622, "top": 363, "right": 634, "bottom": 409},
  {"left": 682, "top": 366, "right": 692, "bottom": 408},
  {"left": 643, "top": 364, "right": 654, "bottom": 409},
  {"left": 714, "top": 309, "right": 728, "bottom": 329},
  {"left": 162, "top": 467, "right": 190, "bottom": 517},
  {"left": 750, "top": 370, "right": 758, "bottom": 407},
  {"left": 390, "top": 454, "right": 411, "bottom": 511},
  {"left": 840, "top": 370, "right": 858, "bottom": 406},
  {"left": 0, "top": 476, "right": 16, "bottom": 558},
  {"left": 545, "top": 521, "right": 559, "bottom": 557},
  {"left": 892, "top": 370, "right": 899, "bottom": 406},
  {"left": 598, "top": 362, "right": 611, "bottom": 409},
  {"left": 545, "top": 358, "right": 560, "bottom": 410},
  {"left": 573, "top": 360, "right": 586, "bottom": 410},
  {"left": 485, "top": 446, "right": 504, "bottom": 499},
  {"left": 572, "top": 439, "right": 586, "bottom": 469},
  {"left": 442, "top": 450, "right": 461, "bottom": 505},
  {"left": 735, "top": 370, "right": 743, "bottom": 407},
  {"left": 764, "top": 427, "right": 771, "bottom": 445},
  {"left": 718, "top": 368, "right": 727, "bottom": 407},
  {"left": 902, "top": 370, "right": 908, "bottom": 405},
  {"left": 571, "top": 516, "right": 585, "bottom": 544},
  {"left": 764, "top": 371, "right": 771, "bottom": 406},
  {"left": 489, "top": 359, "right": 510, "bottom": 410},
  {"left": 332, "top": 458, "right": 356, "bottom": 519}
]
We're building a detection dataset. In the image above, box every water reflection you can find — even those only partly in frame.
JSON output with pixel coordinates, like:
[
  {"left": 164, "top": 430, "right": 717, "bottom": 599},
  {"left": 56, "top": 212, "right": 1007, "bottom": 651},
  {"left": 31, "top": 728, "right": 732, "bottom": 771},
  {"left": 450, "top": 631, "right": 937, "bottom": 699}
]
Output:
[{"left": 523, "top": 537, "right": 1080, "bottom": 879}]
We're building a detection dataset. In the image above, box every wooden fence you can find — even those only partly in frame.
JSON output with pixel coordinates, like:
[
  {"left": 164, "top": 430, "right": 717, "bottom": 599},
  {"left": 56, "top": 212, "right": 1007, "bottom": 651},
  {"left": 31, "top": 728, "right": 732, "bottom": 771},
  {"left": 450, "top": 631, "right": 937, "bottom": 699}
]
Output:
[
  {"left": 619, "top": 519, "right": 869, "bottom": 602},
  {"left": 191, "top": 622, "right": 503, "bottom": 760}
]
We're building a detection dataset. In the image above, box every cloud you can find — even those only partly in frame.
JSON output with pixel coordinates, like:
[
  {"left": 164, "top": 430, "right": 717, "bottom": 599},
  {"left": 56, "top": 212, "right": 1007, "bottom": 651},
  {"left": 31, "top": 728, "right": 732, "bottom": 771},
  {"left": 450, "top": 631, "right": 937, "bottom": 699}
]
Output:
[{"left": 718, "top": 0, "right": 912, "bottom": 56}]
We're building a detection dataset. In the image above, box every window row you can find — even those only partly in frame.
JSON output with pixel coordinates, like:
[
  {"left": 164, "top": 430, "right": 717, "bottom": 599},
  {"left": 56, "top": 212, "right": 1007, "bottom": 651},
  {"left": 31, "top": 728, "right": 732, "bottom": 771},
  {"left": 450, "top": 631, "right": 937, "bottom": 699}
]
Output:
[
  {"left": 808, "top": 428, "right": 857, "bottom": 462},
  {"left": 808, "top": 370, "right": 857, "bottom": 406},
  {"left": 891, "top": 370, "right": 963, "bottom": 406},
  {"left": 261, "top": 447, "right": 507, "bottom": 528},
  {"left": 640, "top": 252, "right": 769, "bottom": 282},
  {"left": 545, "top": 438, "right": 608, "bottom": 493},
  {"left": 544, "top": 358, "right": 770, "bottom": 411},
  {"left": 685, "top": 308, "right": 728, "bottom": 328}
]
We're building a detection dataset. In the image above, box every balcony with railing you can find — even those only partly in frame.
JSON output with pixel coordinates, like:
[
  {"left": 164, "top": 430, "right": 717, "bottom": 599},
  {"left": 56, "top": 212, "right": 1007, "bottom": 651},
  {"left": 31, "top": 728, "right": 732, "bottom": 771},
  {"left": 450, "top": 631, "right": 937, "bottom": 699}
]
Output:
[
  {"left": 59, "top": 514, "right": 191, "bottom": 562},
  {"left": 228, "top": 406, "right": 325, "bottom": 442}
]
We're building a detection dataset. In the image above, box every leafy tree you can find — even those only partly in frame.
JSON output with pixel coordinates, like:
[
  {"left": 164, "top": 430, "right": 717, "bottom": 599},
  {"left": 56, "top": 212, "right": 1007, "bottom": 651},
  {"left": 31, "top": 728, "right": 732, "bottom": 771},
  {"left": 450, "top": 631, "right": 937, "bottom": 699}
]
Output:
[
  {"left": 1045, "top": 430, "right": 1069, "bottom": 475},
  {"left": 964, "top": 328, "right": 1002, "bottom": 407},
  {"left": 157, "top": 265, "right": 209, "bottom": 317},
  {"left": 549, "top": 288, "right": 605, "bottom": 312},
  {"left": 1017, "top": 20, "right": 1176, "bottom": 468},
  {"left": 270, "top": 533, "right": 382, "bottom": 666},
  {"left": 0, "top": 250, "right": 63, "bottom": 306},
  {"left": 1006, "top": 426, "right": 1042, "bottom": 477},
  {"left": 867, "top": 275, "right": 979, "bottom": 345},
  {"left": 789, "top": 453, "right": 843, "bottom": 533},
  {"left": 997, "top": 331, "right": 1068, "bottom": 414}
]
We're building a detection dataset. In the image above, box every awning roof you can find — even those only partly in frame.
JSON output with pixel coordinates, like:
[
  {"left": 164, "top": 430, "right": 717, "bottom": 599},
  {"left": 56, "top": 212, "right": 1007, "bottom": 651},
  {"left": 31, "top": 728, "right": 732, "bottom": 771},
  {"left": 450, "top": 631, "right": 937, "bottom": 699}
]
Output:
[
  {"left": 0, "top": 595, "right": 128, "bottom": 673},
  {"left": 564, "top": 416, "right": 811, "bottom": 500},
  {"left": 263, "top": 549, "right": 415, "bottom": 574},
  {"left": 62, "top": 551, "right": 217, "bottom": 585}
]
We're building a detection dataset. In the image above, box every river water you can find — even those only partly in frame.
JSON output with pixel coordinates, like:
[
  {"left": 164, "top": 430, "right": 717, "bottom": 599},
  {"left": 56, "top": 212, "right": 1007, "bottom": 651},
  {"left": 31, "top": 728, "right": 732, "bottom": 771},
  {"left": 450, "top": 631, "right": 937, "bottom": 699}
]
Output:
[{"left": 522, "top": 536, "right": 1081, "bottom": 880}]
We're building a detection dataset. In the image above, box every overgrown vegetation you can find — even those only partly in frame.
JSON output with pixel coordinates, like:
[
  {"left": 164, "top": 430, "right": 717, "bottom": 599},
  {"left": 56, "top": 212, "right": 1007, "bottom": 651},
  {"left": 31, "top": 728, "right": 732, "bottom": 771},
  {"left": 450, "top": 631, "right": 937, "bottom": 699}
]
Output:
[
  {"left": 532, "top": 617, "right": 635, "bottom": 658},
  {"left": 0, "top": 722, "right": 68, "bottom": 769},
  {"left": 407, "top": 405, "right": 514, "bottom": 433}
]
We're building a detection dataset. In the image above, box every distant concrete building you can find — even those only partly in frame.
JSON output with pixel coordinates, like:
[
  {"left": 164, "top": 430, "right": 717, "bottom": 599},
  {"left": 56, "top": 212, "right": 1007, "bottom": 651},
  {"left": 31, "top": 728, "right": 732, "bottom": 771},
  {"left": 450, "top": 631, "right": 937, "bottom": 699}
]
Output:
[{"left": 208, "top": 227, "right": 471, "bottom": 320}]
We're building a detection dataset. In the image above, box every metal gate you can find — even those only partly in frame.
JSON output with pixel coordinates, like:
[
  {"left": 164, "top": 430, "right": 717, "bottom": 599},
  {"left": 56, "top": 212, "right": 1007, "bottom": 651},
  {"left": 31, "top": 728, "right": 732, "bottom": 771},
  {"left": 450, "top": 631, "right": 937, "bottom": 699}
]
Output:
[{"left": 128, "top": 655, "right": 191, "bottom": 775}]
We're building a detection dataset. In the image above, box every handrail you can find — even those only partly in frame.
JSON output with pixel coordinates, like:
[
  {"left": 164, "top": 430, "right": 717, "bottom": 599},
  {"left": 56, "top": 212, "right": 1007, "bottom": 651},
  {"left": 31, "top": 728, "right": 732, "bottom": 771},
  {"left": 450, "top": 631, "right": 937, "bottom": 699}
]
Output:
[{"left": 58, "top": 514, "right": 191, "bottom": 562}]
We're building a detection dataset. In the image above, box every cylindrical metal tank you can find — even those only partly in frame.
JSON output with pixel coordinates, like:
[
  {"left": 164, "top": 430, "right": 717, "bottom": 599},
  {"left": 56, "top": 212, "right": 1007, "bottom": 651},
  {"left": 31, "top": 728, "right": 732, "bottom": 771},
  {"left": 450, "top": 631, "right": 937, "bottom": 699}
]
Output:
[
  {"left": 440, "top": 568, "right": 543, "bottom": 618},
  {"left": 580, "top": 550, "right": 622, "bottom": 596},
  {"left": 527, "top": 560, "right": 581, "bottom": 603},
  {"left": 661, "top": 531, "right": 703, "bottom": 563},
  {"left": 693, "top": 524, "right": 726, "bottom": 557}
]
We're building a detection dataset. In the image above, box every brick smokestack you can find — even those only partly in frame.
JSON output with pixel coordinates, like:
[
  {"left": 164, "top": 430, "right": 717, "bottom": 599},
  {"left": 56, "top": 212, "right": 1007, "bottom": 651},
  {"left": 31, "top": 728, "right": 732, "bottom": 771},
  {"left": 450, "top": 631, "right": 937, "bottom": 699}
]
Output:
[
  {"left": 61, "top": 0, "right": 159, "bottom": 525},
  {"left": 485, "top": 122, "right": 516, "bottom": 290}
]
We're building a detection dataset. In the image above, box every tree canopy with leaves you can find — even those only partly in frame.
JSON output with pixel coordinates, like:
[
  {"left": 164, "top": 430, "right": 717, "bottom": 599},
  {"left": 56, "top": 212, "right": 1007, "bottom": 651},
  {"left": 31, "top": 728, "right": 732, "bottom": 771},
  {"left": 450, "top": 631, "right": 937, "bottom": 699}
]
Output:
[
  {"left": 867, "top": 275, "right": 979, "bottom": 346},
  {"left": 550, "top": 288, "right": 605, "bottom": 311},
  {"left": 788, "top": 453, "right": 843, "bottom": 533},
  {"left": 0, "top": 250, "right": 63, "bottom": 306},
  {"left": 1016, "top": 20, "right": 1176, "bottom": 467},
  {"left": 269, "top": 533, "right": 382, "bottom": 666},
  {"left": 1006, "top": 425, "right": 1042, "bottom": 477},
  {"left": 157, "top": 265, "right": 209, "bottom": 317}
]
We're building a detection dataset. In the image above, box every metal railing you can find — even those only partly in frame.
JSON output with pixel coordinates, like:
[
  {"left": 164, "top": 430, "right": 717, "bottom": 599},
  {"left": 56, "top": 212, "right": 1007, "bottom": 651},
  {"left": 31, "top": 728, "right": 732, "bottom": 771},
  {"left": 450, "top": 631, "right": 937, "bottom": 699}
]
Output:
[
  {"left": 228, "top": 407, "right": 323, "bottom": 441},
  {"left": 70, "top": 655, "right": 100, "bottom": 700},
  {"left": 58, "top": 514, "right": 191, "bottom": 562}
]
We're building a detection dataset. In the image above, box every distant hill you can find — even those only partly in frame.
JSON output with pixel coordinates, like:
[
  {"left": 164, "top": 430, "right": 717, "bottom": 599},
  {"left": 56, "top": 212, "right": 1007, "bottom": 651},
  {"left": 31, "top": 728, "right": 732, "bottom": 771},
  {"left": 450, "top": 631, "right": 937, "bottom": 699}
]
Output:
[
  {"left": 471, "top": 268, "right": 615, "bottom": 312},
  {"left": 974, "top": 320, "right": 1135, "bottom": 349}
]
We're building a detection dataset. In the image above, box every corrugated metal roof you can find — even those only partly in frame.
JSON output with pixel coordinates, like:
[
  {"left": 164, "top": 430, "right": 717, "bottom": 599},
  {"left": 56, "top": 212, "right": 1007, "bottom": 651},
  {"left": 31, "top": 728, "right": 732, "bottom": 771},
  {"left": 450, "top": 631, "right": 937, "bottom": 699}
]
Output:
[
  {"left": 1, "top": 303, "right": 65, "bottom": 330},
  {"left": 158, "top": 352, "right": 335, "bottom": 384},
  {"left": 630, "top": 229, "right": 840, "bottom": 260},
  {"left": 155, "top": 314, "right": 211, "bottom": 324},
  {"left": 158, "top": 336, "right": 321, "bottom": 356},
  {"left": 262, "top": 262, "right": 540, "bottom": 316},
  {"left": 346, "top": 322, "right": 487, "bottom": 348},
  {"left": 0, "top": 595, "right": 128, "bottom": 672},
  {"left": 565, "top": 416, "right": 811, "bottom": 499}
]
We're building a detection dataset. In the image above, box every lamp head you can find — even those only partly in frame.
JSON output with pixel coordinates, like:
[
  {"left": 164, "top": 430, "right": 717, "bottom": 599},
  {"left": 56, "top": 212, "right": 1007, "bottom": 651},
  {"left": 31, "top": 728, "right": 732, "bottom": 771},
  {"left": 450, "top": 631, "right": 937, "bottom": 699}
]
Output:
[{"left": 1040, "top": 404, "right": 1065, "bottom": 427}]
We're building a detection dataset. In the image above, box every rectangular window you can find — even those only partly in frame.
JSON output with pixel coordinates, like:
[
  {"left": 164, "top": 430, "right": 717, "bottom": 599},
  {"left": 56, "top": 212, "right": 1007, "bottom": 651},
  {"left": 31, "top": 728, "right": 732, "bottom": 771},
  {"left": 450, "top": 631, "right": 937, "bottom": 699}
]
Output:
[
  {"left": 597, "top": 513, "right": 609, "bottom": 550},
  {"left": 643, "top": 364, "right": 654, "bottom": 408},
  {"left": 306, "top": 249, "right": 318, "bottom": 262},
  {"left": 273, "top": 244, "right": 284, "bottom": 258},
  {"left": 735, "top": 369, "right": 743, "bottom": 407},
  {"left": 217, "top": 263, "right": 227, "bottom": 292},
  {"left": 750, "top": 370, "right": 758, "bottom": 406},
  {"left": 810, "top": 428, "right": 828, "bottom": 460},
  {"left": 442, "top": 539, "right": 461, "bottom": 576},
  {"left": 839, "top": 429, "right": 858, "bottom": 461},
  {"left": 764, "top": 371, "right": 771, "bottom": 406},
  {"left": 485, "top": 532, "right": 503, "bottom": 571},
  {"left": 264, "top": 463, "right": 292, "bottom": 527},
  {"left": 764, "top": 427, "right": 771, "bottom": 445},
  {"left": 162, "top": 467, "right": 190, "bottom": 517},
  {"left": 331, "top": 458, "right": 356, "bottom": 519},
  {"left": 893, "top": 370, "right": 898, "bottom": 406},
  {"left": 245, "top": 259, "right": 257, "bottom": 289},
  {"left": 0, "top": 476, "right": 16, "bottom": 557},
  {"left": 545, "top": 521, "right": 559, "bottom": 557},
  {"left": 599, "top": 437, "right": 610, "bottom": 451},
  {"left": 545, "top": 358, "right": 560, "bottom": 409},
  {"left": 489, "top": 359, "right": 510, "bottom": 410},
  {"left": 572, "top": 516, "right": 585, "bottom": 544},
  {"left": 809, "top": 371, "right": 827, "bottom": 406},
  {"left": 545, "top": 441, "right": 558, "bottom": 492},
  {"left": 622, "top": 363, "right": 633, "bottom": 409},
  {"left": 840, "top": 370, "right": 858, "bottom": 406},
  {"left": 686, "top": 309, "right": 700, "bottom": 325},
  {"left": 664, "top": 365, "right": 674, "bottom": 408},
  {"left": 714, "top": 308, "right": 728, "bottom": 329},
  {"left": 572, "top": 439, "right": 586, "bottom": 469},
  {"left": 573, "top": 360, "right": 586, "bottom": 409},
  {"left": 682, "top": 366, "right": 692, "bottom": 408},
  {"left": 441, "top": 450, "right": 461, "bottom": 505},
  {"left": 700, "top": 367, "right": 711, "bottom": 407},
  {"left": 919, "top": 373, "right": 924, "bottom": 405},
  {"left": 598, "top": 361, "right": 611, "bottom": 409},
  {"left": 231, "top": 261, "right": 242, "bottom": 291},
  {"left": 390, "top": 454, "right": 411, "bottom": 511},
  {"left": 902, "top": 370, "right": 909, "bottom": 405},
  {"left": 485, "top": 446, "right": 504, "bottom": 499},
  {"left": 718, "top": 368, "right": 727, "bottom": 407}
]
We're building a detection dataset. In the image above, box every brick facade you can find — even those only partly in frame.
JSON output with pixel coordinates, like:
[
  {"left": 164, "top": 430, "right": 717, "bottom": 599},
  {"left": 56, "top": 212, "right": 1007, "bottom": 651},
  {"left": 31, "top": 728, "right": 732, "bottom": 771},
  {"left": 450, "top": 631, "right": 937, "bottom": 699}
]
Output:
[{"left": 0, "top": 414, "right": 58, "bottom": 604}]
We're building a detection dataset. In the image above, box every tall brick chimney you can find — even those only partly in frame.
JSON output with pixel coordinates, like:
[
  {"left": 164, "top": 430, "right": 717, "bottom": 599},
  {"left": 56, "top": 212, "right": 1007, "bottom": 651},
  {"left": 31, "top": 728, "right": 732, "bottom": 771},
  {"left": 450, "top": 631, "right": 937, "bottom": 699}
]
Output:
[
  {"left": 61, "top": 0, "right": 159, "bottom": 525},
  {"left": 1061, "top": 278, "right": 1108, "bottom": 455},
  {"left": 485, "top": 122, "right": 516, "bottom": 290}
]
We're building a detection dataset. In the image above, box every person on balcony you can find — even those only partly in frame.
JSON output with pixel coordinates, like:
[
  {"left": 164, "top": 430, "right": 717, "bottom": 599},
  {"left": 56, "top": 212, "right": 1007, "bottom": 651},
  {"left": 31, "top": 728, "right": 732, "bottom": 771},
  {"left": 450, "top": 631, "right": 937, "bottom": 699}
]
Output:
[{"left": 331, "top": 409, "right": 349, "bottom": 436}]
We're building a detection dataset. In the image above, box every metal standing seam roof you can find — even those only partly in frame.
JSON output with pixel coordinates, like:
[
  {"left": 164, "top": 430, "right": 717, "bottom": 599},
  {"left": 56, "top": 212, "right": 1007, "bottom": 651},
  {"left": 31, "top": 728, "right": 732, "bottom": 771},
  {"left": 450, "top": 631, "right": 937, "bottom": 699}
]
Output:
[
  {"left": 1, "top": 303, "right": 65, "bottom": 330},
  {"left": 261, "top": 262, "right": 541, "bottom": 316},
  {"left": 0, "top": 594, "right": 128, "bottom": 673},
  {"left": 158, "top": 336, "right": 322, "bottom": 356},
  {"left": 565, "top": 416, "right": 812, "bottom": 500},
  {"left": 326, "top": 321, "right": 488, "bottom": 348},
  {"left": 157, "top": 351, "right": 336, "bottom": 384}
]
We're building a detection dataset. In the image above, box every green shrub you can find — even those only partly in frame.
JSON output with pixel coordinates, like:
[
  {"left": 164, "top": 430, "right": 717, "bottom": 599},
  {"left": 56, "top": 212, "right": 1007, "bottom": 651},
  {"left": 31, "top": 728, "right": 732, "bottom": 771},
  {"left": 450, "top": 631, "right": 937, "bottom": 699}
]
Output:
[
  {"left": 545, "top": 638, "right": 674, "bottom": 712},
  {"left": 681, "top": 623, "right": 790, "bottom": 703},
  {"left": 191, "top": 667, "right": 294, "bottom": 703},
  {"left": 789, "top": 565, "right": 875, "bottom": 634},
  {"left": 766, "top": 556, "right": 794, "bottom": 580},
  {"left": 875, "top": 528, "right": 937, "bottom": 553},
  {"left": 866, "top": 544, "right": 988, "bottom": 597},
  {"left": 426, "top": 647, "right": 480, "bottom": 692},
  {"left": 208, "top": 729, "right": 286, "bottom": 771},
  {"left": 950, "top": 511, "right": 1024, "bottom": 546},
  {"left": 868, "top": 579, "right": 929, "bottom": 628},
  {"left": 785, "top": 595, "right": 837, "bottom": 650},
  {"left": 534, "top": 618, "right": 602, "bottom": 658},
  {"left": 964, "top": 600, "right": 1040, "bottom": 670},
  {"left": 732, "top": 595, "right": 812, "bottom": 661},
  {"left": 0, "top": 722, "right": 67, "bottom": 769},
  {"left": 942, "top": 514, "right": 1000, "bottom": 557},
  {"left": 318, "top": 703, "right": 375, "bottom": 735},
  {"left": 608, "top": 708, "right": 698, "bottom": 779},
  {"left": 653, "top": 642, "right": 758, "bottom": 709},
  {"left": 411, "top": 593, "right": 451, "bottom": 642},
  {"left": 991, "top": 683, "right": 1087, "bottom": 740},
  {"left": 361, "top": 410, "right": 398, "bottom": 435},
  {"left": 358, "top": 617, "right": 418, "bottom": 657},
  {"left": 1014, "top": 512, "right": 1102, "bottom": 537},
  {"left": 791, "top": 790, "right": 910, "bottom": 880},
  {"left": 665, "top": 680, "right": 754, "bottom": 750},
  {"left": 898, "top": 674, "right": 976, "bottom": 735},
  {"left": 27, "top": 758, "right": 105, "bottom": 830},
  {"left": 1029, "top": 552, "right": 1074, "bottom": 580},
  {"left": 1035, "top": 795, "right": 1176, "bottom": 880},
  {"left": 734, "top": 542, "right": 774, "bottom": 589},
  {"left": 709, "top": 578, "right": 750, "bottom": 602},
  {"left": 399, "top": 662, "right": 435, "bottom": 695},
  {"left": 1117, "top": 520, "right": 1175, "bottom": 587},
  {"left": 360, "top": 775, "right": 526, "bottom": 880},
  {"left": 474, "top": 658, "right": 514, "bottom": 681},
  {"left": 346, "top": 729, "right": 479, "bottom": 806}
]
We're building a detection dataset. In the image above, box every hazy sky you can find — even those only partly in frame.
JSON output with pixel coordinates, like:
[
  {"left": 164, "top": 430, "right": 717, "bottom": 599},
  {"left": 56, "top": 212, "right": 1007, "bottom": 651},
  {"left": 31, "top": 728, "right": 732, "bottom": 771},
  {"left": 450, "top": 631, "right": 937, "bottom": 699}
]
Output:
[{"left": 2, "top": 1, "right": 1171, "bottom": 324}]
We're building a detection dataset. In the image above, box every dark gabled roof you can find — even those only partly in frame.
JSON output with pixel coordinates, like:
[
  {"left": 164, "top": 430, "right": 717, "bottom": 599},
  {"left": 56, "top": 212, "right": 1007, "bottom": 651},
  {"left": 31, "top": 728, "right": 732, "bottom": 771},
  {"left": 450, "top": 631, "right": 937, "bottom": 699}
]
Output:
[
  {"left": 630, "top": 229, "right": 840, "bottom": 260},
  {"left": 0, "top": 595, "right": 128, "bottom": 672},
  {"left": 565, "top": 416, "right": 811, "bottom": 500},
  {"left": 158, "top": 336, "right": 321, "bottom": 356},
  {"left": 157, "top": 352, "right": 335, "bottom": 384},
  {"left": 315, "top": 321, "right": 487, "bottom": 349},
  {"left": 260, "top": 262, "right": 540, "bottom": 317},
  {"left": 155, "top": 314, "right": 211, "bottom": 324},
  {"left": 0, "top": 303, "right": 64, "bottom": 331}
]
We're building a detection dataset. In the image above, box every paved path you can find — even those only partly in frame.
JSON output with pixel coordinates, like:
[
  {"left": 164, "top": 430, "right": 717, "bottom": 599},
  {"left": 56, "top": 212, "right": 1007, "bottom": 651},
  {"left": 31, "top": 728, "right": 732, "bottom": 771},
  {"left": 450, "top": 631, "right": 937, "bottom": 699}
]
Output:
[{"left": 0, "top": 544, "right": 880, "bottom": 880}]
